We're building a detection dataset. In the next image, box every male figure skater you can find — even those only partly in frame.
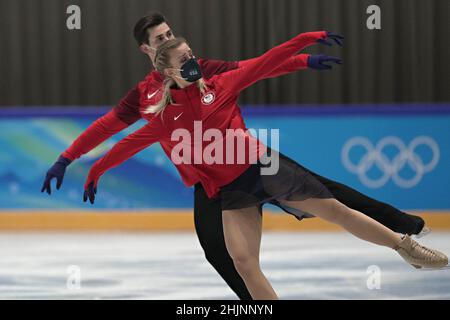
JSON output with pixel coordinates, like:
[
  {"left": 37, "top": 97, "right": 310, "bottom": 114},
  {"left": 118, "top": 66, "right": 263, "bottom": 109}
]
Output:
[{"left": 42, "top": 12, "right": 427, "bottom": 300}]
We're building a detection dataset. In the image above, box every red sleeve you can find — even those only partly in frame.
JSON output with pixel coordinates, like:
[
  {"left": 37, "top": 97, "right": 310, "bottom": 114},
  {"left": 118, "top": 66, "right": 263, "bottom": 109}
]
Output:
[
  {"left": 216, "top": 31, "right": 327, "bottom": 94},
  {"left": 112, "top": 86, "right": 142, "bottom": 125},
  {"left": 238, "top": 54, "right": 310, "bottom": 78},
  {"left": 62, "top": 110, "right": 130, "bottom": 161},
  {"left": 85, "top": 122, "right": 161, "bottom": 188},
  {"left": 199, "top": 59, "right": 239, "bottom": 79}
]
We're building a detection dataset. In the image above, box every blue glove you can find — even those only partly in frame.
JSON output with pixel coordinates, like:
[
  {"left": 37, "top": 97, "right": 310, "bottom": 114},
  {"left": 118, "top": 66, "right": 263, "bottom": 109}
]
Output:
[
  {"left": 308, "top": 54, "right": 343, "bottom": 70},
  {"left": 41, "top": 155, "right": 72, "bottom": 194},
  {"left": 83, "top": 182, "right": 97, "bottom": 204},
  {"left": 317, "top": 32, "right": 344, "bottom": 46}
]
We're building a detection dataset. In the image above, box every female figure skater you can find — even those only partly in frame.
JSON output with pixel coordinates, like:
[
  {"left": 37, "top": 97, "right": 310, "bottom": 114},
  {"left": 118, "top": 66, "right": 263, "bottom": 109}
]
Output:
[
  {"left": 83, "top": 32, "right": 448, "bottom": 299},
  {"left": 44, "top": 13, "right": 428, "bottom": 300}
]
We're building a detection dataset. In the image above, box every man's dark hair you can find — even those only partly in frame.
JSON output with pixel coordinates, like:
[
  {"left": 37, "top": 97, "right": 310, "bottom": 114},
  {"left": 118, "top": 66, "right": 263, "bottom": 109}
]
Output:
[{"left": 133, "top": 12, "right": 167, "bottom": 46}]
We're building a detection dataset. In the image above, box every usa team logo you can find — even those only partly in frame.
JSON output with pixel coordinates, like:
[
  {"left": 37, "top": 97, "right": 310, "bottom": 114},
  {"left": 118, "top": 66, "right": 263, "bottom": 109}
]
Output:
[{"left": 202, "top": 92, "right": 215, "bottom": 105}]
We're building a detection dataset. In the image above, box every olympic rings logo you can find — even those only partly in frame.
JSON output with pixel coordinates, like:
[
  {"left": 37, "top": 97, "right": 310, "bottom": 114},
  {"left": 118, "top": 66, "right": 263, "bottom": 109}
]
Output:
[{"left": 341, "top": 136, "right": 439, "bottom": 188}]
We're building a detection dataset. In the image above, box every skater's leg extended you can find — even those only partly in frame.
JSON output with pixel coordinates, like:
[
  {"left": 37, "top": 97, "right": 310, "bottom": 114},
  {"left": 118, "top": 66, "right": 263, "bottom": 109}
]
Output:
[
  {"left": 279, "top": 198, "right": 447, "bottom": 268},
  {"left": 282, "top": 198, "right": 402, "bottom": 247},
  {"left": 194, "top": 184, "right": 252, "bottom": 300},
  {"left": 307, "top": 170, "right": 425, "bottom": 235},
  {"left": 222, "top": 206, "right": 278, "bottom": 300}
]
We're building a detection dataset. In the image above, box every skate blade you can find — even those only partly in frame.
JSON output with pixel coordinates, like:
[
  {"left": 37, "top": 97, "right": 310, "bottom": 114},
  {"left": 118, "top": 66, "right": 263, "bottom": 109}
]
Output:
[
  {"left": 415, "top": 265, "right": 450, "bottom": 271},
  {"left": 413, "top": 226, "right": 431, "bottom": 239}
]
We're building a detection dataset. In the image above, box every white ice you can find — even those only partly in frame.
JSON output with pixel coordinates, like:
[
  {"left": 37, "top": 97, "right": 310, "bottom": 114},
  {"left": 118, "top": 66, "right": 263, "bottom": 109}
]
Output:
[{"left": 0, "top": 232, "right": 449, "bottom": 299}]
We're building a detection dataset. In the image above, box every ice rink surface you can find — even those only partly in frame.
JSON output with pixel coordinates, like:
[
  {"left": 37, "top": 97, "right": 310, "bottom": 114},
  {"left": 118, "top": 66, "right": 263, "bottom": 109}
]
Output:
[{"left": 0, "top": 232, "right": 449, "bottom": 300}]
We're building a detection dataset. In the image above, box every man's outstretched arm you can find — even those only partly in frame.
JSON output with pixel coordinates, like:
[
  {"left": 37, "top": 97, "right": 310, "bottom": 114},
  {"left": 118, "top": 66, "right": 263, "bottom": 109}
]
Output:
[{"left": 41, "top": 87, "right": 142, "bottom": 194}]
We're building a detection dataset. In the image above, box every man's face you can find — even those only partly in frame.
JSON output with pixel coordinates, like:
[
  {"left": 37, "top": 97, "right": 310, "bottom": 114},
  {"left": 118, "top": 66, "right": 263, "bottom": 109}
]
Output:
[
  {"left": 141, "top": 22, "right": 175, "bottom": 58},
  {"left": 149, "top": 22, "right": 174, "bottom": 47}
]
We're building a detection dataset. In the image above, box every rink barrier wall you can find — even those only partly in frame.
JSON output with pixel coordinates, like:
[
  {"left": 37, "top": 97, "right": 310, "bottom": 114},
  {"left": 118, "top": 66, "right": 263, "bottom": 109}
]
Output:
[{"left": 0, "top": 210, "right": 449, "bottom": 231}]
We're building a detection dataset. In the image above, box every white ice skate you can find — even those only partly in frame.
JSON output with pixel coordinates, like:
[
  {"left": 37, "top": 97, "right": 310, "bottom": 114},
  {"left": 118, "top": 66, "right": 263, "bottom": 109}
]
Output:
[{"left": 394, "top": 235, "right": 448, "bottom": 270}]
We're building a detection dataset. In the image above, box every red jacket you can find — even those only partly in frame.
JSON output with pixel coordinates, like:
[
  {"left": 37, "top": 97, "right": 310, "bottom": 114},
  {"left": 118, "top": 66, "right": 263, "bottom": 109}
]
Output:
[
  {"left": 62, "top": 56, "right": 311, "bottom": 161},
  {"left": 85, "top": 31, "right": 327, "bottom": 198}
]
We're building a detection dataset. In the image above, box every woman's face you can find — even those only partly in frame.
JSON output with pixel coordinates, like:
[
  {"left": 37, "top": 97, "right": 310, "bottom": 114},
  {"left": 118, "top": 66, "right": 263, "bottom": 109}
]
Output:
[{"left": 166, "top": 42, "right": 194, "bottom": 78}]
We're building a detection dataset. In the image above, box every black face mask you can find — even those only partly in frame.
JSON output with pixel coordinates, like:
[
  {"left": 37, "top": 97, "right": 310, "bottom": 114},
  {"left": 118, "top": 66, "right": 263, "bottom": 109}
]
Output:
[{"left": 179, "top": 58, "right": 202, "bottom": 82}]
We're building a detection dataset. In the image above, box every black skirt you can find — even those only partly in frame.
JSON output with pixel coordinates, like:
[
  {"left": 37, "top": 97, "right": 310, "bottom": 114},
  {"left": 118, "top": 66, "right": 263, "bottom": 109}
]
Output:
[{"left": 220, "top": 149, "right": 334, "bottom": 220}]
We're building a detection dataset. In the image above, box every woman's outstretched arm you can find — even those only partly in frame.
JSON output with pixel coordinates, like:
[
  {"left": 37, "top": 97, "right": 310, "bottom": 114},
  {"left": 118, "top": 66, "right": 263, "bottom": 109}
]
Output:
[
  {"left": 83, "top": 122, "right": 161, "bottom": 204},
  {"left": 217, "top": 31, "right": 343, "bottom": 94}
]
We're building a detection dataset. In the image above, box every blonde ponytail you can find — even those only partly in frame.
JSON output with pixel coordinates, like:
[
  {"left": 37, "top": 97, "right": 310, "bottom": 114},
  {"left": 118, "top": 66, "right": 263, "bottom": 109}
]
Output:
[{"left": 143, "top": 79, "right": 174, "bottom": 115}]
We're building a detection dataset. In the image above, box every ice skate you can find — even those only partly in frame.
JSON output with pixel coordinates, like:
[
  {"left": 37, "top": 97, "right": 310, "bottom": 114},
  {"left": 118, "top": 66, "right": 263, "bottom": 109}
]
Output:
[{"left": 394, "top": 235, "right": 448, "bottom": 269}]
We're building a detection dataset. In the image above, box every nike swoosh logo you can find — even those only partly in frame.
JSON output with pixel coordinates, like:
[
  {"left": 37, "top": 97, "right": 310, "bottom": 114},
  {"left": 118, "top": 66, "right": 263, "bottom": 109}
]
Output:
[
  {"left": 174, "top": 112, "right": 183, "bottom": 120},
  {"left": 147, "top": 90, "right": 159, "bottom": 100}
]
